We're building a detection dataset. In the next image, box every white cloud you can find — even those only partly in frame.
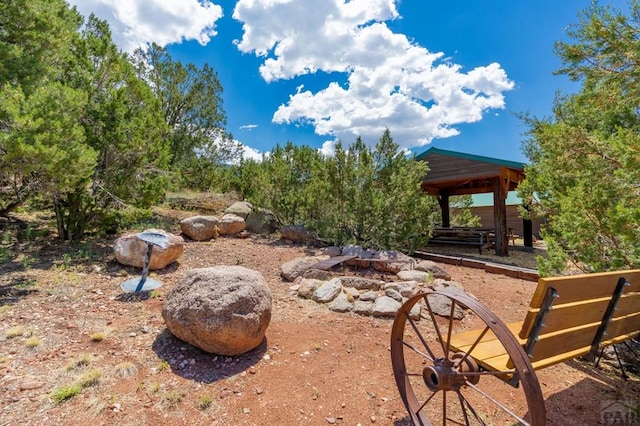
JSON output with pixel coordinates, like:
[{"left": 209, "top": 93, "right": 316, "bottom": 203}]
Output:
[
  {"left": 241, "top": 144, "right": 264, "bottom": 162},
  {"left": 67, "top": 0, "right": 224, "bottom": 52},
  {"left": 240, "top": 124, "right": 259, "bottom": 130},
  {"left": 233, "top": 0, "right": 514, "bottom": 150},
  {"left": 318, "top": 140, "right": 336, "bottom": 157}
]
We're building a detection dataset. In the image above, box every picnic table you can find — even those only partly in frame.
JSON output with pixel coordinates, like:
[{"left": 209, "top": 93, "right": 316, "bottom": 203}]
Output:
[
  {"left": 428, "top": 227, "right": 495, "bottom": 254},
  {"left": 390, "top": 269, "right": 640, "bottom": 425}
]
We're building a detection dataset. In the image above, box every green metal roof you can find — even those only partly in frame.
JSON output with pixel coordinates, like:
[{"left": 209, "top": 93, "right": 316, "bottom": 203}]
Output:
[{"left": 415, "top": 147, "right": 527, "bottom": 170}]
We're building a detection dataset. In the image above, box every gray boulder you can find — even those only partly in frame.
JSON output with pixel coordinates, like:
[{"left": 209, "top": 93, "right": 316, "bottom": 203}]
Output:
[
  {"left": 246, "top": 208, "right": 278, "bottom": 234},
  {"left": 320, "top": 246, "right": 342, "bottom": 257},
  {"left": 224, "top": 201, "right": 253, "bottom": 219},
  {"left": 339, "top": 276, "right": 385, "bottom": 291},
  {"left": 415, "top": 260, "right": 452, "bottom": 280},
  {"left": 302, "top": 269, "right": 333, "bottom": 281},
  {"left": 329, "top": 292, "right": 353, "bottom": 313},
  {"left": 353, "top": 301, "right": 374, "bottom": 316},
  {"left": 373, "top": 296, "right": 402, "bottom": 317},
  {"left": 372, "top": 250, "right": 415, "bottom": 273},
  {"left": 162, "top": 266, "right": 272, "bottom": 356},
  {"left": 397, "top": 270, "right": 430, "bottom": 282},
  {"left": 384, "top": 281, "right": 419, "bottom": 298},
  {"left": 280, "top": 225, "right": 316, "bottom": 243},
  {"left": 280, "top": 256, "right": 328, "bottom": 281},
  {"left": 312, "top": 278, "right": 342, "bottom": 303}
]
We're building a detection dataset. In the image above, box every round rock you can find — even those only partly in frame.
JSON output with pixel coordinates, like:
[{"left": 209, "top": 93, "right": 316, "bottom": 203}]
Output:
[
  {"left": 180, "top": 216, "right": 220, "bottom": 241},
  {"left": 162, "top": 266, "right": 272, "bottom": 356}
]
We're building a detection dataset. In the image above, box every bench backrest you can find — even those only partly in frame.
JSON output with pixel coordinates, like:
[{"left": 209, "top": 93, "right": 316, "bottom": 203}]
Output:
[{"left": 517, "top": 269, "right": 640, "bottom": 369}]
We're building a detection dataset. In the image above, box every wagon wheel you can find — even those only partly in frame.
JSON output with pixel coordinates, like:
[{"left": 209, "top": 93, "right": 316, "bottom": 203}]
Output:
[{"left": 391, "top": 290, "right": 546, "bottom": 425}]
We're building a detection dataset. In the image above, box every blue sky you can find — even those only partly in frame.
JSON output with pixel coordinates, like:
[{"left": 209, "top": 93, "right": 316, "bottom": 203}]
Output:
[{"left": 68, "top": 0, "right": 630, "bottom": 163}]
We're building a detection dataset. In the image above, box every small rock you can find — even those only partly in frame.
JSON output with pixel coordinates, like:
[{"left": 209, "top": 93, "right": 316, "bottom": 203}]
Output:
[
  {"left": 359, "top": 291, "right": 378, "bottom": 302},
  {"left": 397, "top": 270, "right": 430, "bottom": 282},
  {"left": 242, "top": 407, "right": 250, "bottom": 414},
  {"left": 326, "top": 417, "right": 337, "bottom": 424},
  {"left": 312, "top": 278, "right": 342, "bottom": 303},
  {"left": 329, "top": 292, "right": 353, "bottom": 313},
  {"left": 19, "top": 382, "right": 44, "bottom": 391},
  {"left": 372, "top": 296, "right": 401, "bottom": 318}
]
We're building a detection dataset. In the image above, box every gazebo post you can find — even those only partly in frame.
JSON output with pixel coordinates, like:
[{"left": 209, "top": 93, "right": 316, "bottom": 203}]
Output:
[
  {"left": 438, "top": 191, "right": 450, "bottom": 227},
  {"left": 493, "top": 176, "right": 508, "bottom": 256}
]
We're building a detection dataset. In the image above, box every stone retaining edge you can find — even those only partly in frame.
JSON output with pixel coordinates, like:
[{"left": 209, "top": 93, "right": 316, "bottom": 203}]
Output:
[{"left": 413, "top": 251, "right": 539, "bottom": 282}]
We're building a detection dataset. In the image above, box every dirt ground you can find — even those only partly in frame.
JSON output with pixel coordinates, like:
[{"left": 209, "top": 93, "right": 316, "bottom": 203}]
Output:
[{"left": 1, "top": 215, "right": 639, "bottom": 425}]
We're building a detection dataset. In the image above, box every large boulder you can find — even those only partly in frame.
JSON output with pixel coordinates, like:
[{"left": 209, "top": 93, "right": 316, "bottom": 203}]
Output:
[
  {"left": 180, "top": 216, "right": 220, "bottom": 241},
  {"left": 280, "top": 225, "right": 316, "bottom": 243},
  {"left": 224, "top": 201, "right": 253, "bottom": 219},
  {"left": 162, "top": 266, "right": 272, "bottom": 356},
  {"left": 114, "top": 229, "right": 184, "bottom": 270},
  {"left": 245, "top": 208, "right": 278, "bottom": 234},
  {"left": 218, "top": 214, "right": 246, "bottom": 235}
]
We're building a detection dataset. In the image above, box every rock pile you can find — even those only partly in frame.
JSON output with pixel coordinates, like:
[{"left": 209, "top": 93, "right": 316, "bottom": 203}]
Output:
[
  {"left": 290, "top": 274, "right": 465, "bottom": 320},
  {"left": 282, "top": 248, "right": 465, "bottom": 320}
]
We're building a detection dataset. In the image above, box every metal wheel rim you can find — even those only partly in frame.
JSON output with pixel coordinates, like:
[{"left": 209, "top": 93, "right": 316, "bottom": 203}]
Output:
[{"left": 390, "top": 289, "right": 546, "bottom": 425}]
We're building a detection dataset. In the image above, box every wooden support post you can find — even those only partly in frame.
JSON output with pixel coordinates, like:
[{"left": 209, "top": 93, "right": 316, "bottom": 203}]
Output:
[
  {"left": 523, "top": 218, "right": 533, "bottom": 248},
  {"left": 438, "top": 191, "right": 450, "bottom": 228},
  {"left": 493, "top": 177, "right": 508, "bottom": 256}
]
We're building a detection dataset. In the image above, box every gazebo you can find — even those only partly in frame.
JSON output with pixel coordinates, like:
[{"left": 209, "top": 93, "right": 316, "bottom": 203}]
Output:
[{"left": 416, "top": 147, "right": 533, "bottom": 256}]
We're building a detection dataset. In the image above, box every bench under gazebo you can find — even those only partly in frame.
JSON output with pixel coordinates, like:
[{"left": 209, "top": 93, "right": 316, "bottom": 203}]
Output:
[{"left": 416, "top": 147, "right": 534, "bottom": 256}]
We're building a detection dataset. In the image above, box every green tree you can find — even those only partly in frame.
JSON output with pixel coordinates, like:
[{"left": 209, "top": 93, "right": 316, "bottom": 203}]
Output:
[
  {"left": 0, "top": 2, "right": 171, "bottom": 239},
  {"left": 235, "top": 131, "right": 438, "bottom": 254},
  {"left": 0, "top": 0, "right": 88, "bottom": 216},
  {"left": 367, "top": 129, "right": 437, "bottom": 252},
  {"left": 518, "top": 0, "right": 640, "bottom": 274},
  {"left": 450, "top": 195, "right": 482, "bottom": 227},
  {"left": 51, "top": 15, "right": 170, "bottom": 240},
  {"left": 132, "top": 43, "right": 239, "bottom": 189}
]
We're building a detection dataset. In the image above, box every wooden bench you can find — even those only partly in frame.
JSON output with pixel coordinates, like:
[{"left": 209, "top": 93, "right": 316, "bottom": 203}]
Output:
[
  {"left": 449, "top": 270, "right": 640, "bottom": 372},
  {"left": 391, "top": 269, "right": 640, "bottom": 425},
  {"left": 428, "top": 227, "right": 495, "bottom": 254}
]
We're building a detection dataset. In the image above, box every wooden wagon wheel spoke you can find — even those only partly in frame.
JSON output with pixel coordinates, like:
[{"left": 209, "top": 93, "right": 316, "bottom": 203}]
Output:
[{"left": 391, "top": 290, "right": 546, "bottom": 426}]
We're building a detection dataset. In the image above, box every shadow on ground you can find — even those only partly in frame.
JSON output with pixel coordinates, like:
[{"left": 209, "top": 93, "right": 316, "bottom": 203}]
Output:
[{"left": 151, "top": 329, "right": 267, "bottom": 384}]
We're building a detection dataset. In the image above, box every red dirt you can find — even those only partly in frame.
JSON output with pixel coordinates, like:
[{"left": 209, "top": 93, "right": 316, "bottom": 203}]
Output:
[{"left": 1, "top": 235, "right": 638, "bottom": 425}]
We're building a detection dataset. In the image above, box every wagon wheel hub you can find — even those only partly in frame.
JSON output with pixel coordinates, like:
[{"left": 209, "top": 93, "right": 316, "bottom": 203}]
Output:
[{"left": 422, "top": 353, "right": 480, "bottom": 392}]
